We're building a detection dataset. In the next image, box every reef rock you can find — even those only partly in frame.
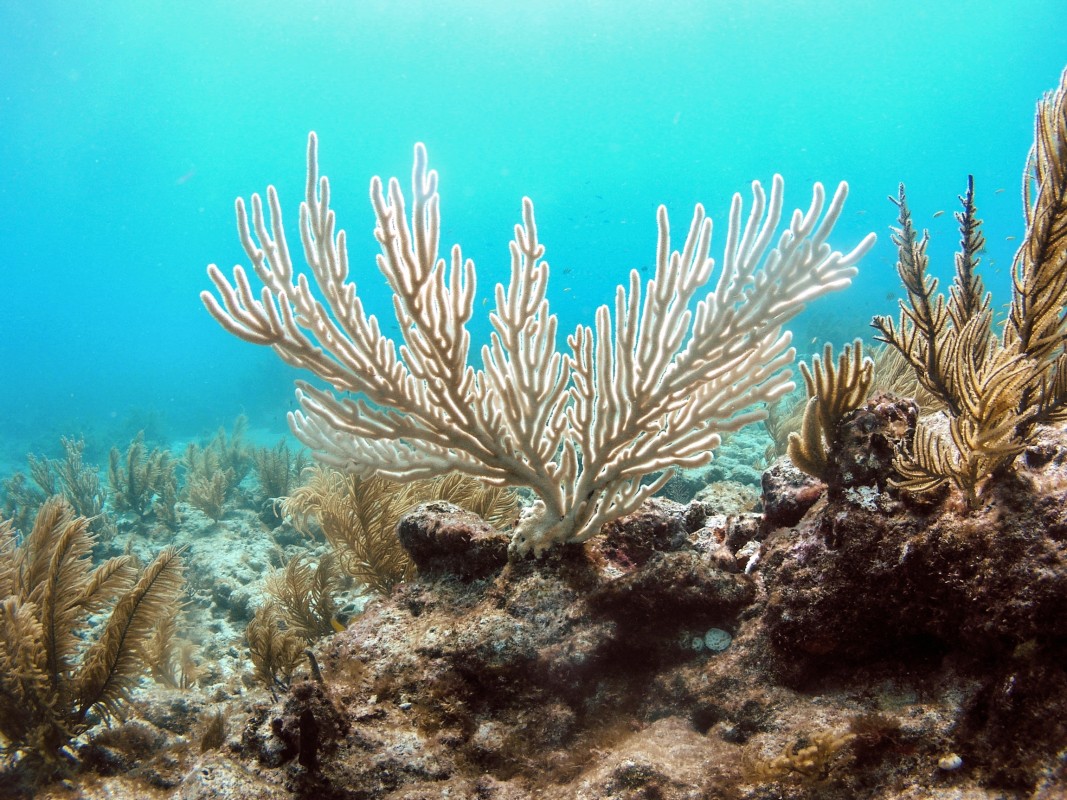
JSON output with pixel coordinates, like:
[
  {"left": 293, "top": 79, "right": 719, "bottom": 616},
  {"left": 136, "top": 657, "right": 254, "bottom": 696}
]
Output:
[
  {"left": 22, "top": 418, "right": 1067, "bottom": 800},
  {"left": 231, "top": 497, "right": 763, "bottom": 798},
  {"left": 761, "top": 408, "right": 1067, "bottom": 792}
]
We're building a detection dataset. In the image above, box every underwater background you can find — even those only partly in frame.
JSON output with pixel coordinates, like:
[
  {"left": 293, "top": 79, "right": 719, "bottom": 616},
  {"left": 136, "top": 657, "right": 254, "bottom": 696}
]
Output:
[{"left": 1, "top": 0, "right": 1064, "bottom": 470}]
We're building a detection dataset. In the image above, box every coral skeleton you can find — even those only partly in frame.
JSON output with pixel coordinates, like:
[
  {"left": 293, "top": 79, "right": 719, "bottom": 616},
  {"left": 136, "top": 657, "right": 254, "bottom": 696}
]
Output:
[{"left": 203, "top": 134, "right": 874, "bottom": 554}]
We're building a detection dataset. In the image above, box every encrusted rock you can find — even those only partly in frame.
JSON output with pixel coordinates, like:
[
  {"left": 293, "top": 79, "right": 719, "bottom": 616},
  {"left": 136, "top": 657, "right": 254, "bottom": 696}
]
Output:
[
  {"left": 693, "top": 479, "right": 760, "bottom": 515},
  {"left": 179, "top": 752, "right": 288, "bottom": 800},
  {"left": 559, "top": 717, "right": 738, "bottom": 799},
  {"left": 830, "top": 392, "right": 917, "bottom": 494},
  {"left": 269, "top": 681, "right": 349, "bottom": 772},
  {"left": 588, "top": 550, "right": 754, "bottom": 624},
  {"left": 397, "top": 501, "right": 510, "bottom": 580},
  {"left": 765, "top": 417, "right": 1067, "bottom": 667},
  {"left": 596, "top": 497, "right": 698, "bottom": 567},
  {"left": 761, "top": 458, "right": 825, "bottom": 529}
]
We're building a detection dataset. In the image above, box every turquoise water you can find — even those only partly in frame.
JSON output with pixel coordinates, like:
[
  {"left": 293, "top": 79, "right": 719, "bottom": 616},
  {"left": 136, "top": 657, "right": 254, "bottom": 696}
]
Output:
[{"left": 1, "top": 0, "right": 1063, "bottom": 464}]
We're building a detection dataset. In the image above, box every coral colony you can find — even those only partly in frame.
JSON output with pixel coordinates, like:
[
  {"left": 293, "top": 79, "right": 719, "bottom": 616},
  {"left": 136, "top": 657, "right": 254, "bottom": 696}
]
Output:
[{"left": 202, "top": 133, "right": 873, "bottom": 555}]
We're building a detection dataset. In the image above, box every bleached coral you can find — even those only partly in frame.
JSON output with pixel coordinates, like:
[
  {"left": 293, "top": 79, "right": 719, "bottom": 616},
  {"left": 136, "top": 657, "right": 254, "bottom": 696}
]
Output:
[{"left": 203, "top": 134, "right": 873, "bottom": 554}]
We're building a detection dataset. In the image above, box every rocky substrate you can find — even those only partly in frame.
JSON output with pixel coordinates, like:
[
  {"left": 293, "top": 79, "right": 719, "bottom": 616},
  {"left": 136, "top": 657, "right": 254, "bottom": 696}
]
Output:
[{"left": 6, "top": 401, "right": 1067, "bottom": 800}]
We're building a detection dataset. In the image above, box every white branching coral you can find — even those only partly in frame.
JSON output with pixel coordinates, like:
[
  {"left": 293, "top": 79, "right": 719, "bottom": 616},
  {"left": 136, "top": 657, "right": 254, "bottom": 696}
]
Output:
[{"left": 203, "top": 134, "right": 874, "bottom": 555}]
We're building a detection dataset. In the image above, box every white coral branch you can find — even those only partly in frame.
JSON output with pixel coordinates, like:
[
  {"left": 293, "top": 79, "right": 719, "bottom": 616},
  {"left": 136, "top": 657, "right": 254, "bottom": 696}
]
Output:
[{"left": 203, "top": 133, "right": 875, "bottom": 555}]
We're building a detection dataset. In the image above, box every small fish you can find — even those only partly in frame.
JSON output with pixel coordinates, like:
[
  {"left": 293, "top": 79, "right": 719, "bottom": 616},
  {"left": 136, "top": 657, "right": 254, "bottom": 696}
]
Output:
[
  {"left": 932, "top": 210, "right": 945, "bottom": 218},
  {"left": 563, "top": 287, "right": 571, "bottom": 292},
  {"left": 995, "top": 188, "right": 1005, "bottom": 194},
  {"left": 330, "top": 616, "right": 347, "bottom": 633},
  {"left": 1006, "top": 236, "right": 1016, "bottom": 241}
]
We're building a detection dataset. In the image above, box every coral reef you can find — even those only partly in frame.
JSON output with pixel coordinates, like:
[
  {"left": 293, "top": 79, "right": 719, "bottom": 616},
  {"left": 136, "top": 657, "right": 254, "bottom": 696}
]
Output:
[
  {"left": 181, "top": 416, "right": 254, "bottom": 522},
  {"left": 82, "top": 469, "right": 1056, "bottom": 800},
  {"left": 0, "top": 414, "right": 1064, "bottom": 799},
  {"left": 264, "top": 553, "right": 343, "bottom": 643},
  {"left": 5, "top": 59, "right": 1067, "bottom": 800}
]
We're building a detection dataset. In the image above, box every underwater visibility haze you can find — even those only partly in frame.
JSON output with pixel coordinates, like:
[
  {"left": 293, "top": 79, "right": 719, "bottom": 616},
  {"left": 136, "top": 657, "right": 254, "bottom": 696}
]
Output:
[{"left": 1, "top": 0, "right": 1064, "bottom": 459}]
